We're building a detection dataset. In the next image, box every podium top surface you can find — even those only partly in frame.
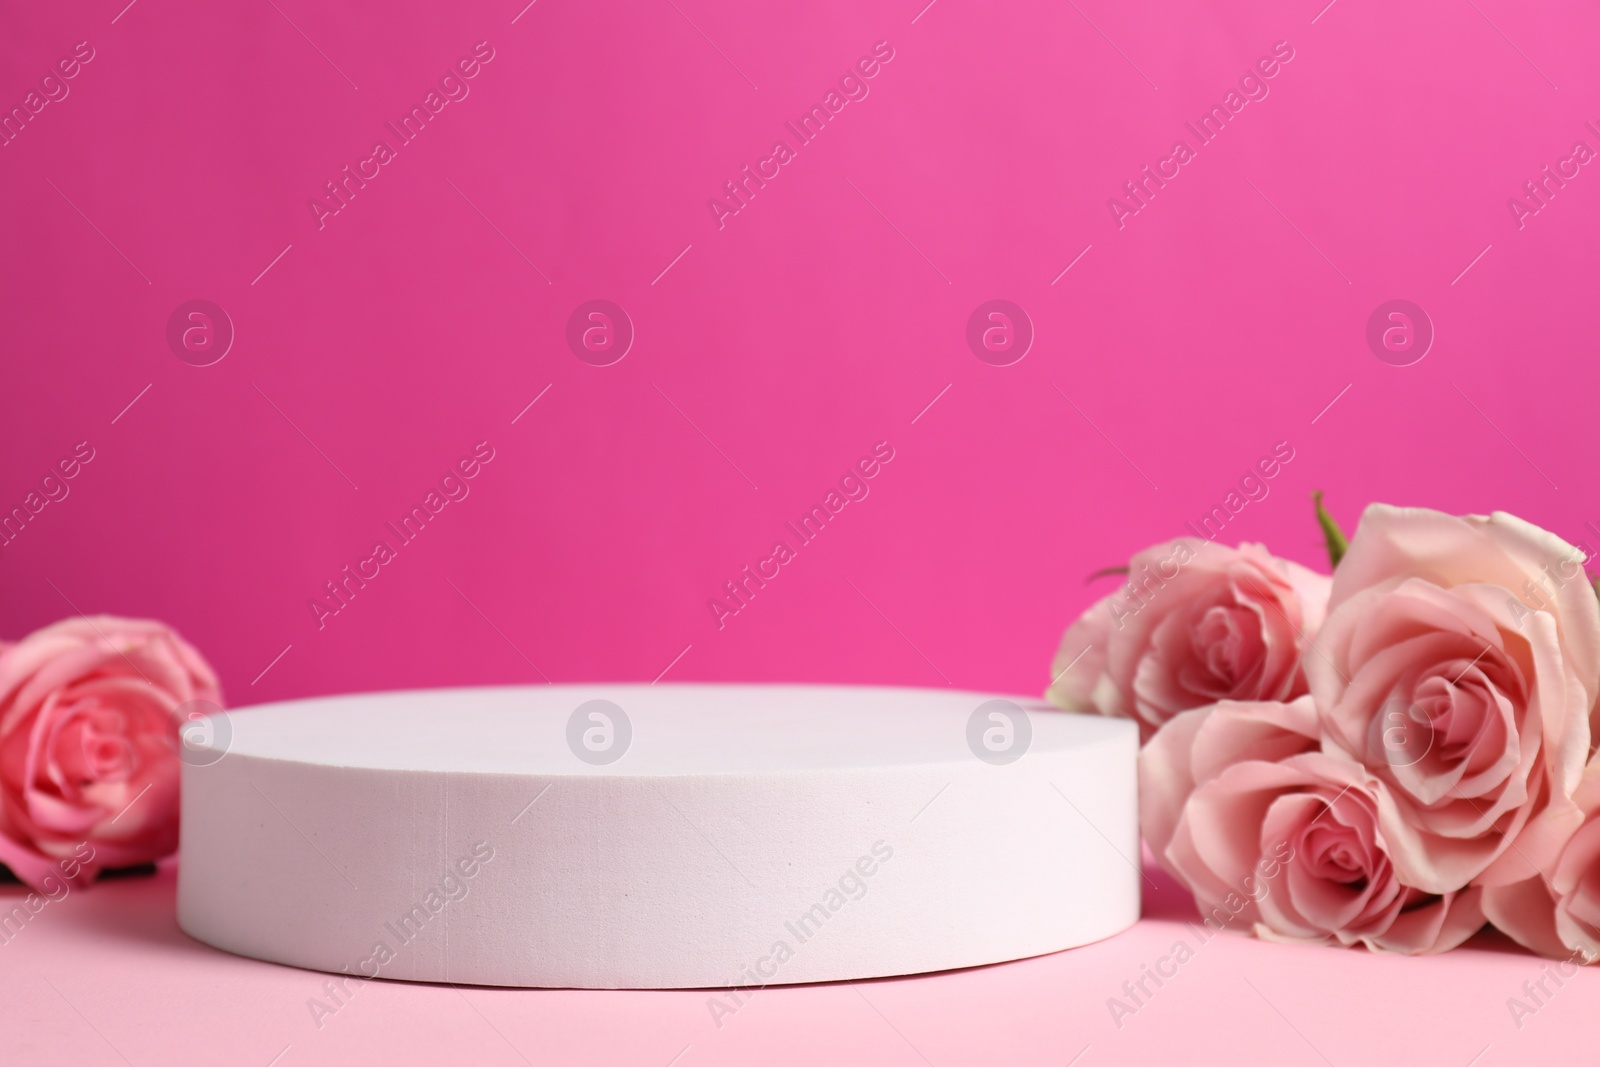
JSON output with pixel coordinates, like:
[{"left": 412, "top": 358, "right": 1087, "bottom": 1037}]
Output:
[{"left": 205, "top": 683, "right": 1132, "bottom": 775}]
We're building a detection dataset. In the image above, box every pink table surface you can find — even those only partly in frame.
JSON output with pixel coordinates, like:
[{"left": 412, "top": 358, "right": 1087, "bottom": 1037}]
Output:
[{"left": 4, "top": 859, "right": 1592, "bottom": 1066}]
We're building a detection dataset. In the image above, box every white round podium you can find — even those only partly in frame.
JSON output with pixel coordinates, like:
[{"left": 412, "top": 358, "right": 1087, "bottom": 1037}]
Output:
[{"left": 177, "top": 684, "right": 1138, "bottom": 988}]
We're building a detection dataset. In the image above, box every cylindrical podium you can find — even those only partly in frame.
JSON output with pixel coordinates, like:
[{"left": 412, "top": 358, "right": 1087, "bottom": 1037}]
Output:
[{"left": 177, "top": 684, "right": 1138, "bottom": 988}]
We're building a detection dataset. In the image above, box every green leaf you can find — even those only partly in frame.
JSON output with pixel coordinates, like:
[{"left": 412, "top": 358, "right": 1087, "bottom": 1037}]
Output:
[
  {"left": 1312, "top": 490, "right": 1349, "bottom": 570},
  {"left": 1085, "top": 565, "right": 1129, "bottom": 584}
]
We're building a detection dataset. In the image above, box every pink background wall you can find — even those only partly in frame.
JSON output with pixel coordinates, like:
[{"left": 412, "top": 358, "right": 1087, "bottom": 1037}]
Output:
[{"left": 1, "top": 0, "right": 1596, "bottom": 706}]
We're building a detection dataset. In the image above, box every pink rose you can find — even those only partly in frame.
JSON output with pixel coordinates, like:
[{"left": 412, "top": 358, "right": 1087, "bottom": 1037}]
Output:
[
  {"left": 1047, "top": 540, "right": 1331, "bottom": 741},
  {"left": 0, "top": 616, "right": 222, "bottom": 890},
  {"left": 1165, "top": 750, "right": 1485, "bottom": 953},
  {"left": 1139, "top": 697, "right": 1320, "bottom": 865},
  {"left": 1543, "top": 813, "right": 1600, "bottom": 960},
  {"left": 1484, "top": 770, "right": 1600, "bottom": 962},
  {"left": 1481, "top": 875, "right": 1569, "bottom": 959},
  {"left": 1306, "top": 506, "right": 1598, "bottom": 891}
]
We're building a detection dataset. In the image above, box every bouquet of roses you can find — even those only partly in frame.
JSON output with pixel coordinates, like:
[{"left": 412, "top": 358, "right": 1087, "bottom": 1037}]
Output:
[{"left": 1048, "top": 500, "right": 1600, "bottom": 962}]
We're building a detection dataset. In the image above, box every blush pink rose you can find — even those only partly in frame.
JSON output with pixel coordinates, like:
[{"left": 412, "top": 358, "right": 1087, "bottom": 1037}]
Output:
[
  {"left": 1047, "top": 539, "right": 1331, "bottom": 741},
  {"left": 1484, "top": 769, "right": 1600, "bottom": 962},
  {"left": 0, "top": 616, "right": 222, "bottom": 891},
  {"left": 1306, "top": 506, "right": 1598, "bottom": 892},
  {"left": 1165, "top": 750, "right": 1485, "bottom": 953},
  {"left": 1139, "top": 696, "right": 1319, "bottom": 866}
]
